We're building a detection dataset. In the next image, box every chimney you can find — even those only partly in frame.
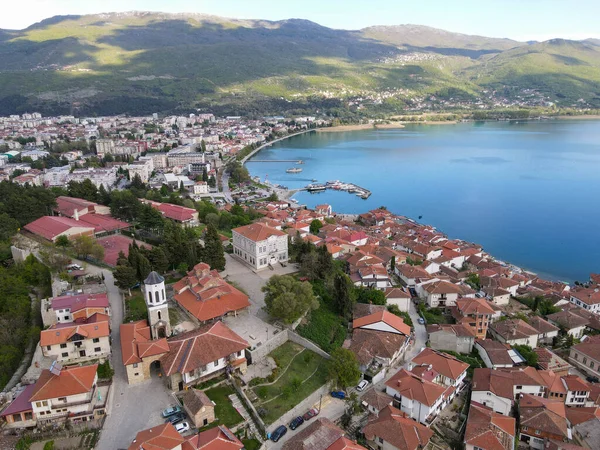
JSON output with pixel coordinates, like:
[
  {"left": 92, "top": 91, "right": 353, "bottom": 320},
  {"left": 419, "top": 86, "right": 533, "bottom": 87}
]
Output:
[{"left": 74, "top": 209, "right": 79, "bottom": 221}]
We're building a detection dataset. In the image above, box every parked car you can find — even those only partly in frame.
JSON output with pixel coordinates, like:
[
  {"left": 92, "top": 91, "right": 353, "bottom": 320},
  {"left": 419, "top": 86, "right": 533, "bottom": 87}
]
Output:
[
  {"left": 66, "top": 264, "right": 83, "bottom": 271},
  {"left": 270, "top": 425, "right": 287, "bottom": 442},
  {"left": 165, "top": 412, "right": 186, "bottom": 424},
  {"left": 162, "top": 406, "right": 182, "bottom": 418},
  {"left": 331, "top": 391, "right": 346, "bottom": 399},
  {"left": 356, "top": 380, "right": 369, "bottom": 392},
  {"left": 418, "top": 317, "right": 425, "bottom": 325},
  {"left": 175, "top": 422, "right": 190, "bottom": 434},
  {"left": 289, "top": 416, "right": 304, "bottom": 430},
  {"left": 302, "top": 408, "right": 319, "bottom": 421}
]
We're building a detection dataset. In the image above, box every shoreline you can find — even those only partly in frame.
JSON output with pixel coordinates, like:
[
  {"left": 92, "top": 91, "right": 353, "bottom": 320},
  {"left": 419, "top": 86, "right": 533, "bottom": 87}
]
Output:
[
  {"left": 240, "top": 129, "right": 315, "bottom": 165},
  {"left": 317, "top": 122, "right": 406, "bottom": 132}
]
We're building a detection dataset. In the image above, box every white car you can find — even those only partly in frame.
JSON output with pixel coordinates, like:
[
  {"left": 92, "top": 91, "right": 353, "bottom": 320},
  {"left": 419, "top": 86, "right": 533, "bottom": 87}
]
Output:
[
  {"left": 356, "top": 380, "right": 369, "bottom": 392},
  {"left": 175, "top": 422, "right": 190, "bottom": 433}
]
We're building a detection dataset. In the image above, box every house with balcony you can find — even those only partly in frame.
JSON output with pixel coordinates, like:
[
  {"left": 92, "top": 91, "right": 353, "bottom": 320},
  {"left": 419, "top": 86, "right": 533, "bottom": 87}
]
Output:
[
  {"left": 546, "top": 310, "right": 588, "bottom": 339},
  {"left": 452, "top": 297, "right": 495, "bottom": 339},
  {"left": 489, "top": 319, "right": 540, "bottom": 348},
  {"left": 42, "top": 293, "right": 110, "bottom": 327},
  {"left": 569, "top": 287, "right": 600, "bottom": 314},
  {"left": 528, "top": 316, "right": 560, "bottom": 344},
  {"left": 561, "top": 375, "right": 591, "bottom": 407},
  {"left": 569, "top": 335, "right": 600, "bottom": 378},
  {"left": 40, "top": 315, "right": 111, "bottom": 364},
  {"left": 409, "top": 348, "right": 469, "bottom": 392},
  {"left": 416, "top": 280, "right": 463, "bottom": 309},
  {"left": 0, "top": 364, "right": 110, "bottom": 428}
]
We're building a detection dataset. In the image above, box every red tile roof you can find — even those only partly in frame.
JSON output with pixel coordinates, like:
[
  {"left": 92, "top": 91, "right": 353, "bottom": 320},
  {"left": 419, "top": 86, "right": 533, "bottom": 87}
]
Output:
[
  {"left": 411, "top": 348, "right": 469, "bottom": 381},
  {"left": 78, "top": 213, "right": 130, "bottom": 233},
  {"left": 161, "top": 321, "right": 248, "bottom": 377},
  {"left": 465, "top": 402, "right": 515, "bottom": 450},
  {"left": 385, "top": 369, "right": 446, "bottom": 407},
  {"left": 51, "top": 293, "right": 109, "bottom": 313},
  {"left": 232, "top": 222, "right": 286, "bottom": 241},
  {"left": 363, "top": 405, "right": 433, "bottom": 450},
  {"left": 281, "top": 417, "right": 365, "bottom": 450},
  {"left": 128, "top": 423, "right": 185, "bottom": 450},
  {"left": 29, "top": 364, "right": 97, "bottom": 402},
  {"left": 120, "top": 320, "right": 170, "bottom": 366},
  {"left": 145, "top": 200, "right": 198, "bottom": 222},
  {"left": 352, "top": 310, "right": 411, "bottom": 336},
  {"left": 40, "top": 318, "right": 110, "bottom": 346},
  {"left": 55, "top": 196, "right": 98, "bottom": 217},
  {"left": 182, "top": 425, "right": 243, "bottom": 450}
]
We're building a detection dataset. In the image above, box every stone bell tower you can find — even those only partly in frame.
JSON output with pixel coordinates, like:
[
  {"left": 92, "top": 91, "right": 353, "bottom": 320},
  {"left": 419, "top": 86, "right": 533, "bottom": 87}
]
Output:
[{"left": 143, "top": 271, "right": 170, "bottom": 339}]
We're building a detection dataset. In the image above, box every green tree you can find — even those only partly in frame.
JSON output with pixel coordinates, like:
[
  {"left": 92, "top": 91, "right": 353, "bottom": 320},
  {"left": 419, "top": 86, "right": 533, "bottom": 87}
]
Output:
[
  {"left": 110, "top": 190, "right": 141, "bottom": 221},
  {"left": 309, "top": 219, "right": 323, "bottom": 235},
  {"left": 200, "top": 140, "right": 207, "bottom": 153},
  {"left": 136, "top": 255, "right": 152, "bottom": 282},
  {"left": 202, "top": 167, "right": 208, "bottom": 182},
  {"left": 67, "top": 179, "right": 98, "bottom": 202},
  {"left": 202, "top": 224, "right": 226, "bottom": 271},
  {"left": 333, "top": 273, "right": 356, "bottom": 319},
  {"left": 513, "top": 345, "right": 538, "bottom": 367},
  {"left": 43, "top": 441, "right": 55, "bottom": 450},
  {"left": 0, "top": 213, "right": 20, "bottom": 241},
  {"left": 54, "top": 234, "right": 70, "bottom": 248},
  {"left": 72, "top": 235, "right": 104, "bottom": 261},
  {"left": 328, "top": 348, "right": 361, "bottom": 389},
  {"left": 149, "top": 247, "right": 169, "bottom": 273},
  {"left": 130, "top": 173, "right": 145, "bottom": 190},
  {"left": 262, "top": 275, "right": 319, "bottom": 323},
  {"left": 114, "top": 264, "right": 137, "bottom": 292},
  {"left": 356, "top": 288, "right": 386, "bottom": 305},
  {"left": 390, "top": 255, "right": 396, "bottom": 272},
  {"left": 138, "top": 203, "right": 165, "bottom": 231}
]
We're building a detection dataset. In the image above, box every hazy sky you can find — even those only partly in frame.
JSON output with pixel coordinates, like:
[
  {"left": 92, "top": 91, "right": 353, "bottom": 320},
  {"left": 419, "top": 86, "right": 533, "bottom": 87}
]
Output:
[{"left": 2, "top": 0, "right": 598, "bottom": 41}]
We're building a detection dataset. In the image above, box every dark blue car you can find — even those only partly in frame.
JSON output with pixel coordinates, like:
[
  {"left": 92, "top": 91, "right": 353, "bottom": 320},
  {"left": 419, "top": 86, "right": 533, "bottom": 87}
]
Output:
[
  {"left": 331, "top": 391, "right": 346, "bottom": 399},
  {"left": 289, "top": 416, "right": 304, "bottom": 430},
  {"left": 270, "top": 425, "right": 287, "bottom": 442}
]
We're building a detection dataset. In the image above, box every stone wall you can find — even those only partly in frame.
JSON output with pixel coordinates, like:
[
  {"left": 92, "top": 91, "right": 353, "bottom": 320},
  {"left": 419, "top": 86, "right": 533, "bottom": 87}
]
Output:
[
  {"left": 246, "top": 328, "right": 289, "bottom": 363},
  {"left": 287, "top": 331, "right": 331, "bottom": 360},
  {"left": 231, "top": 378, "right": 267, "bottom": 437}
]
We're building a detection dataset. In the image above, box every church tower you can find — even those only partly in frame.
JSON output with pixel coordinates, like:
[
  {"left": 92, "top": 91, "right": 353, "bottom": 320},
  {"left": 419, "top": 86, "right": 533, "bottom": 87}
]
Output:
[{"left": 144, "top": 271, "right": 170, "bottom": 339}]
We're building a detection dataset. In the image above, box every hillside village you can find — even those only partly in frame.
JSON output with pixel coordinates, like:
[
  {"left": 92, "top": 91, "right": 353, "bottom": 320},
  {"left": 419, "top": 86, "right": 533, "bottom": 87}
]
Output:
[{"left": 0, "top": 112, "right": 600, "bottom": 450}]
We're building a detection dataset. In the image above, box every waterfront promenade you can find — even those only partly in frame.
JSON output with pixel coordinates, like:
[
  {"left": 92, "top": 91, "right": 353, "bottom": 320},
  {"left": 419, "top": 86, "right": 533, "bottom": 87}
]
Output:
[{"left": 240, "top": 129, "right": 315, "bottom": 164}]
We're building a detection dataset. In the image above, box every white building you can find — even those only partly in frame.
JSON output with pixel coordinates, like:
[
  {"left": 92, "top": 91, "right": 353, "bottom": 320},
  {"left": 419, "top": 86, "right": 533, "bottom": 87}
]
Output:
[
  {"left": 144, "top": 271, "right": 170, "bottom": 339},
  {"left": 127, "top": 158, "right": 153, "bottom": 183},
  {"left": 416, "top": 279, "right": 462, "bottom": 308},
  {"left": 192, "top": 181, "right": 209, "bottom": 196},
  {"left": 40, "top": 318, "right": 111, "bottom": 364},
  {"left": 232, "top": 223, "right": 288, "bottom": 271}
]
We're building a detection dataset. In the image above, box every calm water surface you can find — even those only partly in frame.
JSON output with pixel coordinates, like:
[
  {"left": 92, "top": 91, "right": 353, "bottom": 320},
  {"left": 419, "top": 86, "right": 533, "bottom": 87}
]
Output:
[{"left": 246, "top": 121, "right": 600, "bottom": 282}]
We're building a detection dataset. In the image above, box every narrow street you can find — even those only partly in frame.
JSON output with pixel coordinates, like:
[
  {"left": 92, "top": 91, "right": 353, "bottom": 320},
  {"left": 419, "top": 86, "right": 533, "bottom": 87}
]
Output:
[{"left": 75, "top": 262, "right": 175, "bottom": 450}]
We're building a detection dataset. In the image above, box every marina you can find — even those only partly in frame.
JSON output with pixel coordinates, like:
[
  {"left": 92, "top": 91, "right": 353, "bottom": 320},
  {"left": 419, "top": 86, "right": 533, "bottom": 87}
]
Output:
[{"left": 306, "top": 180, "right": 371, "bottom": 198}]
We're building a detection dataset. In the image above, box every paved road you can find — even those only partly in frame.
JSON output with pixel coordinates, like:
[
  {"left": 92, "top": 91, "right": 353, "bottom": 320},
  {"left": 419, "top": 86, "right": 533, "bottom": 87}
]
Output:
[{"left": 77, "top": 263, "right": 177, "bottom": 450}]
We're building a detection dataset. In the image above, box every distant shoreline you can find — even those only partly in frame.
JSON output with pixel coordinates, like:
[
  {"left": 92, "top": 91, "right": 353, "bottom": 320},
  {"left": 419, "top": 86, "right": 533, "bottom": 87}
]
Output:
[{"left": 317, "top": 122, "right": 406, "bottom": 132}]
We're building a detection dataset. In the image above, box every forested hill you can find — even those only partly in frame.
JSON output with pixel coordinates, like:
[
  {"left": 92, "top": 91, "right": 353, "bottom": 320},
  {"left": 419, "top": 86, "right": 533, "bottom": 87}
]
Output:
[{"left": 0, "top": 11, "right": 599, "bottom": 115}]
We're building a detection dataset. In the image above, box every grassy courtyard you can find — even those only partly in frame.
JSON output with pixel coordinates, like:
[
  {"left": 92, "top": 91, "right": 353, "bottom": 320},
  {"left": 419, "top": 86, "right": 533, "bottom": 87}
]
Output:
[
  {"left": 250, "top": 341, "right": 329, "bottom": 424},
  {"left": 203, "top": 385, "right": 243, "bottom": 429}
]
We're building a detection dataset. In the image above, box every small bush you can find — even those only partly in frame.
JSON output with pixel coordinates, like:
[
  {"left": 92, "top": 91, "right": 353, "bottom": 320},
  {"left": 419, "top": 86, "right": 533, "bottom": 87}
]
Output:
[
  {"left": 97, "top": 361, "right": 114, "bottom": 380},
  {"left": 43, "top": 442, "right": 55, "bottom": 450}
]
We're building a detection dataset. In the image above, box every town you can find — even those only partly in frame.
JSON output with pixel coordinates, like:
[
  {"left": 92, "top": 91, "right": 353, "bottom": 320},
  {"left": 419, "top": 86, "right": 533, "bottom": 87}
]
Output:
[{"left": 0, "top": 110, "right": 599, "bottom": 450}]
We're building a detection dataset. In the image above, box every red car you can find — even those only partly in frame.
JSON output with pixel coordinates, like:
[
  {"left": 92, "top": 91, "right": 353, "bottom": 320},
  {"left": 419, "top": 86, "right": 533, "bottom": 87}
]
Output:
[{"left": 302, "top": 408, "right": 319, "bottom": 421}]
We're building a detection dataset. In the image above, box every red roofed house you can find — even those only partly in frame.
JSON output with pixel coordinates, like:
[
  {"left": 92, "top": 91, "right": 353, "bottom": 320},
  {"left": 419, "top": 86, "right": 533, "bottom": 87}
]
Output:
[
  {"left": 232, "top": 222, "right": 288, "bottom": 271},
  {"left": 348, "top": 307, "right": 411, "bottom": 380},
  {"left": 569, "top": 335, "right": 600, "bottom": 379},
  {"left": 363, "top": 405, "right": 433, "bottom": 450},
  {"left": 128, "top": 422, "right": 185, "bottom": 450},
  {"left": 42, "top": 293, "right": 110, "bottom": 327},
  {"left": 40, "top": 315, "right": 111, "bottom": 364},
  {"left": 173, "top": 263, "right": 250, "bottom": 324},
  {"left": 120, "top": 320, "right": 170, "bottom": 385},
  {"left": 160, "top": 321, "right": 249, "bottom": 392},
  {"left": 416, "top": 279, "right": 463, "bottom": 309},
  {"left": 0, "top": 384, "right": 36, "bottom": 428},
  {"left": 452, "top": 297, "right": 495, "bottom": 339},
  {"left": 519, "top": 394, "right": 571, "bottom": 450},
  {"left": 282, "top": 417, "right": 365, "bottom": 450},
  {"left": 24, "top": 216, "right": 95, "bottom": 242},
  {"left": 464, "top": 402, "right": 515, "bottom": 450},
  {"left": 182, "top": 425, "right": 244, "bottom": 450},
  {"left": 144, "top": 200, "right": 199, "bottom": 227},
  {"left": 28, "top": 364, "right": 109, "bottom": 426},
  {"left": 409, "top": 348, "right": 470, "bottom": 393},
  {"left": 569, "top": 287, "right": 600, "bottom": 314},
  {"left": 54, "top": 196, "right": 110, "bottom": 219}
]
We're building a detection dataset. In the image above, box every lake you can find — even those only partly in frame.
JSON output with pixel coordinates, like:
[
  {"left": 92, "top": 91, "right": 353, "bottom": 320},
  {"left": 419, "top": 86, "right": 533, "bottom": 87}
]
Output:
[{"left": 245, "top": 120, "right": 600, "bottom": 282}]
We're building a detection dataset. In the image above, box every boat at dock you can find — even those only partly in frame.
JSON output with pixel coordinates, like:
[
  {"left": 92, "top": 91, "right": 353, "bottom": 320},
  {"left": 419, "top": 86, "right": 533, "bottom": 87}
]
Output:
[
  {"left": 306, "top": 184, "right": 327, "bottom": 192},
  {"left": 286, "top": 167, "right": 303, "bottom": 173}
]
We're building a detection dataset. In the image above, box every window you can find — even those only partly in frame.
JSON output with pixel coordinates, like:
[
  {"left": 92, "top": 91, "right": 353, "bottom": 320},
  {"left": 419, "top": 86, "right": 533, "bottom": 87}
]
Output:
[
  {"left": 591, "top": 362, "right": 595, "bottom": 369},
  {"left": 61, "top": 352, "right": 68, "bottom": 358},
  {"left": 13, "top": 414, "right": 22, "bottom": 422},
  {"left": 158, "top": 311, "right": 162, "bottom": 320},
  {"left": 378, "top": 437, "right": 383, "bottom": 444},
  {"left": 93, "top": 338, "right": 100, "bottom": 343},
  {"left": 134, "top": 373, "right": 139, "bottom": 376},
  {"left": 24, "top": 412, "right": 33, "bottom": 420},
  {"left": 94, "top": 347, "right": 101, "bottom": 352},
  {"left": 58, "top": 397, "right": 66, "bottom": 402},
  {"left": 42, "top": 401, "right": 48, "bottom": 407},
  {"left": 133, "top": 363, "right": 138, "bottom": 368},
  {"left": 60, "top": 343, "right": 67, "bottom": 349},
  {"left": 516, "top": 385, "right": 522, "bottom": 390},
  {"left": 148, "top": 292, "right": 153, "bottom": 304},
  {"left": 46, "top": 346, "right": 51, "bottom": 351},
  {"left": 574, "top": 353, "right": 578, "bottom": 360},
  {"left": 162, "top": 290, "right": 165, "bottom": 300},
  {"left": 238, "top": 351, "right": 243, "bottom": 357},
  {"left": 523, "top": 426, "right": 528, "bottom": 431},
  {"left": 36, "top": 402, "right": 42, "bottom": 408},
  {"left": 204, "top": 418, "right": 208, "bottom": 425},
  {"left": 583, "top": 357, "right": 587, "bottom": 364},
  {"left": 214, "top": 360, "right": 219, "bottom": 367},
  {"left": 535, "top": 430, "right": 540, "bottom": 435}
]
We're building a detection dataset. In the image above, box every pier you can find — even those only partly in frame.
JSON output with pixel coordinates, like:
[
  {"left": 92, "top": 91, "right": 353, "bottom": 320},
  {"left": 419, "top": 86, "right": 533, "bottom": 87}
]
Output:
[{"left": 306, "top": 180, "right": 372, "bottom": 199}]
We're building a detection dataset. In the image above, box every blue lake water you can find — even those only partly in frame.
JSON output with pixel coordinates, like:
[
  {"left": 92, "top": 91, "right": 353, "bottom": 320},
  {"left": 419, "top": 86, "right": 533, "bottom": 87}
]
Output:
[{"left": 245, "top": 121, "right": 600, "bottom": 282}]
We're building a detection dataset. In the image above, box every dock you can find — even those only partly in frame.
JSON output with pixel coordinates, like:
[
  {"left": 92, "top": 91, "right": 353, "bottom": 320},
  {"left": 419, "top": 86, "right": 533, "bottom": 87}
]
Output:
[{"left": 305, "top": 180, "right": 372, "bottom": 199}]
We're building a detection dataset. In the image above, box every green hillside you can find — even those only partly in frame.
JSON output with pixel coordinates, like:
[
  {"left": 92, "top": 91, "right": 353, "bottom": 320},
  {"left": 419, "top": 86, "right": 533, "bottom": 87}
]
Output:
[{"left": 0, "top": 12, "right": 599, "bottom": 115}]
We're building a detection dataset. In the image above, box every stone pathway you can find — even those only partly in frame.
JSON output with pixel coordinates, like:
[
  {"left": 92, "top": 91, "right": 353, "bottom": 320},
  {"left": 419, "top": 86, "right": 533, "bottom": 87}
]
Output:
[{"left": 229, "top": 394, "right": 264, "bottom": 443}]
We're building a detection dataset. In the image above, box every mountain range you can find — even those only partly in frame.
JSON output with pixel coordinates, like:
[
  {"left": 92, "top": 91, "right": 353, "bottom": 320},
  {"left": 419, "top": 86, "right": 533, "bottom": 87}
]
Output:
[{"left": 0, "top": 11, "right": 599, "bottom": 116}]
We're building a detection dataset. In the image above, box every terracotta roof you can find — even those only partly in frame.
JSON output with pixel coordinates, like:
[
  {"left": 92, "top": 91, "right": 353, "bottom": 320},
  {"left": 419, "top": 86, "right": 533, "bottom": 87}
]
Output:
[
  {"left": 562, "top": 374, "right": 590, "bottom": 393},
  {"left": 465, "top": 402, "right": 515, "bottom": 450},
  {"left": 396, "top": 264, "right": 429, "bottom": 279},
  {"left": 183, "top": 389, "right": 214, "bottom": 415},
  {"left": 384, "top": 369, "right": 446, "bottom": 407},
  {"left": 519, "top": 394, "right": 568, "bottom": 438},
  {"left": 534, "top": 347, "right": 571, "bottom": 373},
  {"left": 51, "top": 293, "right": 109, "bottom": 313},
  {"left": 490, "top": 319, "right": 539, "bottom": 340},
  {"left": 40, "top": 318, "right": 110, "bottom": 346},
  {"left": 571, "top": 287, "right": 600, "bottom": 306},
  {"left": 352, "top": 303, "right": 386, "bottom": 320},
  {"left": 120, "top": 320, "right": 170, "bottom": 366},
  {"left": 78, "top": 213, "right": 130, "bottom": 233},
  {"left": 363, "top": 405, "right": 433, "bottom": 450},
  {"left": 472, "top": 369, "right": 515, "bottom": 401},
  {"left": 29, "top": 364, "right": 97, "bottom": 402},
  {"left": 547, "top": 310, "right": 589, "bottom": 329},
  {"left": 456, "top": 297, "right": 495, "bottom": 315},
  {"left": 182, "top": 425, "right": 243, "bottom": 450},
  {"left": 128, "top": 423, "right": 185, "bottom": 450},
  {"left": 361, "top": 388, "right": 393, "bottom": 412},
  {"left": 428, "top": 323, "right": 476, "bottom": 338},
  {"left": 348, "top": 329, "right": 407, "bottom": 365},
  {"left": 352, "top": 310, "right": 411, "bottom": 335},
  {"left": 232, "top": 222, "right": 285, "bottom": 241},
  {"left": 55, "top": 196, "right": 98, "bottom": 217},
  {"left": 384, "top": 287, "right": 411, "bottom": 299},
  {"left": 475, "top": 339, "right": 516, "bottom": 366},
  {"left": 145, "top": 200, "right": 198, "bottom": 222},
  {"left": 282, "top": 417, "right": 364, "bottom": 450},
  {"left": 411, "top": 348, "right": 469, "bottom": 381},
  {"left": 161, "top": 321, "right": 248, "bottom": 377},
  {"left": 528, "top": 316, "right": 560, "bottom": 335},
  {"left": 565, "top": 406, "right": 600, "bottom": 426},
  {"left": 571, "top": 335, "right": 600, "bottom": 362},
  {"left": 420, "top": 280, "right": 463, "bottom": 295}
]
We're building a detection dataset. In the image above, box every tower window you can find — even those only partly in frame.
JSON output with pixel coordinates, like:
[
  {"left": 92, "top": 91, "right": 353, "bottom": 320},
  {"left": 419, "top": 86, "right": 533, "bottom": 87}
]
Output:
[
  {"left": 162, "top": 290, "right": 165, "bottom": 300},
  {"left": 148, "top": 292, "right": 152, "bottom": 304},
  {"left": 155, "top": 291, "right": 160, "bottom": 303},
  {"left": 158, "top": 311, "right": 161, "bottom": 320}
]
